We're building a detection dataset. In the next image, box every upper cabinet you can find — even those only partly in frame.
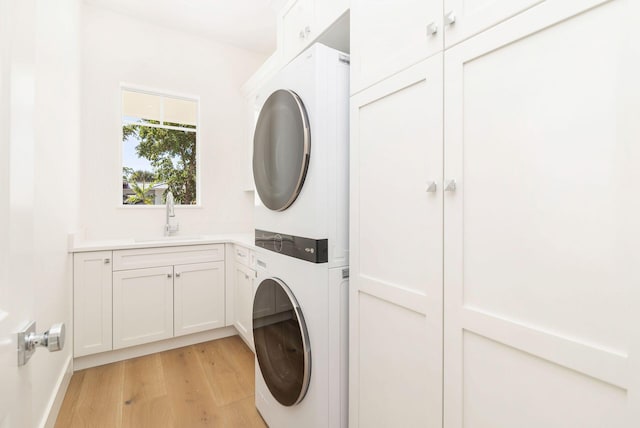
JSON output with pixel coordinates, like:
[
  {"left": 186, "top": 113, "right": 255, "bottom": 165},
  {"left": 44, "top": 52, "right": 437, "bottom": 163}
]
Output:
[
  {"left": 442, "top": 0, "right": 545, "bottom": 48},
  {"left": 280, "top": 0, "right": 315, "bottom": 62},
  {"left": 279, "top": 0, "right": 349, "bottom": 64},
  {"left": 351, "top": 0, "right": 553, "bottom": 93},
  {"left": 351, "top": 0, "right": 443, "bottom": 94},
  {"left": 314, "top": 0, "right": 350, "bottom": 38}
]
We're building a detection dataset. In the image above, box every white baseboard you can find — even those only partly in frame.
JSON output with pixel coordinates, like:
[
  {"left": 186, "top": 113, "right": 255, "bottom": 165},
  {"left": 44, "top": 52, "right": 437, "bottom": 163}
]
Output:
[
  {"left": 41, "top": 354, "right": 73, "bottom": 428},
  {"left": 73, "top": 326, "right": 238, "bottom": 371}
]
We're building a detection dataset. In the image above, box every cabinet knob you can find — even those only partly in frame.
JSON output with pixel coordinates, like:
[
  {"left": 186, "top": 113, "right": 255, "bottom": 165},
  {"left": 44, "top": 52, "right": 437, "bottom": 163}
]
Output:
[
  {"left": 426, "top": 181, "right": 437, "bottom": 193},
  {"left": 104, "top": 258, "right": 110, "bottom": 264},
  {"left": 245, "top": 274, "right": 249, "bottom": 279},
  {"left": 444, "top": 10, "right": 456, "bottom": 26},
  {"left": 167, "top": 273, "right": 172, "bottom": 278},
  {"left": 426, "top": 22, "right": 438, "bottom": 36},
  {"left": 444, "top": 179, "right": 457, "bottom": 192},
  {"left": 175, "top": 272, "right": 181, "bottom": 278},
  {"left": 299, "top": 29, "right": 305, "bottom": 39}
]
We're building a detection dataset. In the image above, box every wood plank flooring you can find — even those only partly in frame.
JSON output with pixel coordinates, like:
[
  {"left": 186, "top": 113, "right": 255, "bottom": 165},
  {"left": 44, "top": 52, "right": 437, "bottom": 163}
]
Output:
[{"left": 56, "top": 336, "right": 266, "bottom": 428}]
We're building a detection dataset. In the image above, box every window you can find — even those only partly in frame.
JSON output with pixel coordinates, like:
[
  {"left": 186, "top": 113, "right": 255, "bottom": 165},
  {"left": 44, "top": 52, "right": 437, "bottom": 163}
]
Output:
[{"left": 121, "top": 88, "right": 198, "bottom": 205}]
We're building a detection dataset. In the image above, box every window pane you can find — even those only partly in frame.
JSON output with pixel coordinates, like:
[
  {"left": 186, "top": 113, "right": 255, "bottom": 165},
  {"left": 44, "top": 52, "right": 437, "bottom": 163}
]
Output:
[
  {"left": 122, "top": 110, "right": 198, "bottom": 206},
  {"left": 122, "top": 90, "right": 161, "bottom": 122},
  {"left": 164, "top": 97, "right": 197, "bottom": 127}
]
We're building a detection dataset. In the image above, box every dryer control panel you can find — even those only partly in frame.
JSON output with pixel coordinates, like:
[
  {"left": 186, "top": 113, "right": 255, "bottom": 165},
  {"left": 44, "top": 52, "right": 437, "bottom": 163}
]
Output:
[{"left": 255, "top": 229, "right": 328, "bottom": 263}]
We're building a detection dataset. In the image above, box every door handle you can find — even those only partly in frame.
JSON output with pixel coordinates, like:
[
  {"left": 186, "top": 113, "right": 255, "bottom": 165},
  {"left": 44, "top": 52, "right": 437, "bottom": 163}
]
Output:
[
  {"left": 444, "top": 10, "right": 456, "bottom": 26},
  {"left": 426, "top": 22, "right": 438, "bottom": 36}
]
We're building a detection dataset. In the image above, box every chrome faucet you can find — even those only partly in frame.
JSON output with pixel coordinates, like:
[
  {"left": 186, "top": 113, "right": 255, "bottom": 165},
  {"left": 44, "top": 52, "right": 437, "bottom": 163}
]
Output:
[{"left": 165, "top": 191, "right": 179, "bottom": 236}]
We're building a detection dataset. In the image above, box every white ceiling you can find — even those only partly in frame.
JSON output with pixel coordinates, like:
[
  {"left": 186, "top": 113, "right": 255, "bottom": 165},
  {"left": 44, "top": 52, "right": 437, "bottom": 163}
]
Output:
[{"left": 85, "top": 0, "right": 283, "bottom": 54}]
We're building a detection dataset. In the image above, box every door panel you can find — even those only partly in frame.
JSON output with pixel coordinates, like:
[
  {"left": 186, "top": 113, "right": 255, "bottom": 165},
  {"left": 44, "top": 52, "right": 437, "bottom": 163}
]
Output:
[
  {"left": 444, "top": 1, "right": 640, "bottom": 425},
  {"left": 0, "top": 0, "right": 35, "bottom": 424},
  {"left": 174, "top": 261, "right": 225, "bottom": 336},
  {"left": 350, "top": 54, "right": 443, "bottom": 427},
  {"left": 351, "top": 0, "right": 443, "bottom": 94}
]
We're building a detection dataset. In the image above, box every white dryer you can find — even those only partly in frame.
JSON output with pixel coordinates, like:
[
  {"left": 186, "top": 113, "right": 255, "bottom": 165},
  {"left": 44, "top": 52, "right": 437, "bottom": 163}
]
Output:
[
  {"left": 253, "top": 43, "right": 350, "bottom": 268},
  {"left": 252, "top": 248, "right": 348, "bottom": 428}
]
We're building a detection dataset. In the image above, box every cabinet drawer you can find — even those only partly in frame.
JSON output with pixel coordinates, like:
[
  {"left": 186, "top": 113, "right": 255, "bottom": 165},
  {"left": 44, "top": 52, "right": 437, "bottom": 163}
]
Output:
[
  {"left": 113, "top": 244, "right": 224, "bottom": 271},
  {"left": 234, "top": 245, "right": 256, "bottom": 269},
  {"left": 234, "top": 245, "right": 250, "bottom": 266}
]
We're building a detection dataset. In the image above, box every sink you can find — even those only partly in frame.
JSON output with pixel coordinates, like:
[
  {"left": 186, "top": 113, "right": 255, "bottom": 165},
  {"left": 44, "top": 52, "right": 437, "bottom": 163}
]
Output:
[{"left": 134, "top": 235, "right": 206, "bottom": 243}]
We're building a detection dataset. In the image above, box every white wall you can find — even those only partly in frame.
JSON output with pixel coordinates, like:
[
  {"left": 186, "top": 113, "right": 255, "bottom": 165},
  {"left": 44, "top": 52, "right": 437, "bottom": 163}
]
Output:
[{"left": 80, "top": 5, "right": 265, "bottom": 240}]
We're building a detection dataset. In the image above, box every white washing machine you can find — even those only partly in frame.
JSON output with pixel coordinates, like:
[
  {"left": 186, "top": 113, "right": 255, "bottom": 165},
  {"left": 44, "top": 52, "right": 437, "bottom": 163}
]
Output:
[
  {"left": 251, "top": 43, "right": 350, "bottom": 428},
  {"left": 252, "top": 248, "right": 348, "bottom": 428},
  {"left": 252, "top": 43, "right": 350, "bottom": 269}
]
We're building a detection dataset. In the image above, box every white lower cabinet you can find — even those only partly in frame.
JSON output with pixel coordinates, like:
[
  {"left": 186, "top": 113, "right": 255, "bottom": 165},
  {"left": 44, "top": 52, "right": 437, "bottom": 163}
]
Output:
[
  {"left": 233, "top": 263, "right": 255, "bottom": 346},
  {"left": 73, "top": 251, "right": 113, "bottom": 357},
  {"left": 174, "top": 261, "right": 225, "bottom": 336},
  {"left": 73, "top": 244, "right": 228, "bottom": 356},
  {"left": 113, "top": 266, "right": 174, "bottom": 349},
  {"left": 231, "top": 244, "right": 256, "bottom": 348}
]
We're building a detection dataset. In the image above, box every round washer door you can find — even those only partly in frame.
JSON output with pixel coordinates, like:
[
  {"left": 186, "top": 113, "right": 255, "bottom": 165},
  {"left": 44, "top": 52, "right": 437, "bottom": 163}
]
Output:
[
  {"left": 252, "top": 278, "right": 311, "bottom": 406},
  {"left": 252, "top": 89, "right": 311, "bottom": 212}
]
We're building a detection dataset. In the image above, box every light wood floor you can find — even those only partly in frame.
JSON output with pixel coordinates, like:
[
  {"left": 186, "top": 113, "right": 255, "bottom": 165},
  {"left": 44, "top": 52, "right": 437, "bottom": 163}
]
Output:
[{"left": 55, "top": 336, "right": 267, "bottom": 428}]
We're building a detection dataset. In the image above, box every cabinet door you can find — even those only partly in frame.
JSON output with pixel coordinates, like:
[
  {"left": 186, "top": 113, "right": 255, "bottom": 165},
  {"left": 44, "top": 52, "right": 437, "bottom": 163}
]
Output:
[
  {"left": 350, "top": 54, "right": 443, "bottom": 428},
  {"left": 280, "top": 0, "right": 314, "bottom": 62},
  {"left": 73, "top": 251, "right": 113, "bottom": 357},
  {"left": 113, "top": 266, "right": 173, "bottom": 349},
  {"left": 351, "top": 0, "right": 442, "bottom": 94},
  {"left": 233, "top": 263, "right": 255, "bottom": 345},
  {"left": 444, "top": 1, "right": 640, "bottom": 426},
  {"left": 443, "top": 0, "right": 544, "bottom": 47},
  {"left": 314, "top": 0, "right": 348, "bottom": 35},
  {"left": 174, "top": 261, "right": 225, "bottom": 337}
]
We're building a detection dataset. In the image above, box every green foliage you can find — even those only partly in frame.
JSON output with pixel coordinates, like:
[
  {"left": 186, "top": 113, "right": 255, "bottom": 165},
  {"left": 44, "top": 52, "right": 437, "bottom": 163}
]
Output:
[
  {"left": 126, "top": 180, "right": 155, "bottom": 205},
  {"left": 122, "top": 168, "right": 158, "bottom": 205},
  {"left": 123, "top": 121, "right": 197, "bottom": 205}
]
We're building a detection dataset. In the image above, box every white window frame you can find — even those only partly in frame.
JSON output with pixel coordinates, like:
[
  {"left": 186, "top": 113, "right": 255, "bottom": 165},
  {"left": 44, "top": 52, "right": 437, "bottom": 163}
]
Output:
[{"left": 118, "top": 83, "right": 202, "bottom": 208}]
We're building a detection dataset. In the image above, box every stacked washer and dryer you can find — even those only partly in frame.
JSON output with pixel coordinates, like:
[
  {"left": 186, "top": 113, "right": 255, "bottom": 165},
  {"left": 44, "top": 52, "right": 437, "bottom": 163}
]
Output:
[{"left": 251, "top": 43, "right": 350, "bottom": 428}]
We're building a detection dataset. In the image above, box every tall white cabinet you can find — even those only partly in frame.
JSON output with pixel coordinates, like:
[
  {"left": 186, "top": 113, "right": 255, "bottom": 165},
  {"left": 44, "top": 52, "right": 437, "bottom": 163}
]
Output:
[
  {"left": 350, "top": 0, "right": 640, "bottom": 426},
  {"left": 350, "top": 55, "right": 444, "bottom": 427}
]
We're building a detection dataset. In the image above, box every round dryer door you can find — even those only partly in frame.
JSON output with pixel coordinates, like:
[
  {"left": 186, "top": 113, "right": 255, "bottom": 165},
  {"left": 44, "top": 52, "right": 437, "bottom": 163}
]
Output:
[
  {"left": 252, "top": 278, "right": 311, "bottom": 406},
  {"left": 253, "top": 89, "right": 310, "bottom": 212}
]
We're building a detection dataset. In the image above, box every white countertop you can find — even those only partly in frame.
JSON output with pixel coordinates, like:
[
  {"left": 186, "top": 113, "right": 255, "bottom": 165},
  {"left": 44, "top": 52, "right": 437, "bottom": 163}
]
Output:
[{"left": 70, "top": 233, "right": 256, "bottom": 253}]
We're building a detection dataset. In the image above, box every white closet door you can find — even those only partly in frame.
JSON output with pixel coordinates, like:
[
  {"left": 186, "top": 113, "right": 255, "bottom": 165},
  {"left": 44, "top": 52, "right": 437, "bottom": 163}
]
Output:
[
  {"left": 350, "top": 0, "right": 443, "bottom": 94},
  {"left": 443, "top": 1, "right": 640, "bottom": 426},
  {"left": 350, "top": 54, "right": 443, "bottom": 428}
]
